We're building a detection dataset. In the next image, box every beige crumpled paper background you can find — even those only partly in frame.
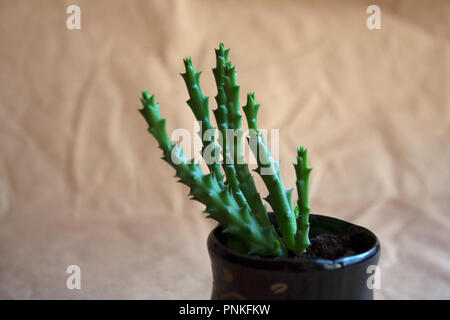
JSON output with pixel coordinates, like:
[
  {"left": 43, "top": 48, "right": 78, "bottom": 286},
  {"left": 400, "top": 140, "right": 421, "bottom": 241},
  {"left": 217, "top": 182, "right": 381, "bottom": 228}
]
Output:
[{"left": 0, "top": 0, "right": 449, "bottom": 299}]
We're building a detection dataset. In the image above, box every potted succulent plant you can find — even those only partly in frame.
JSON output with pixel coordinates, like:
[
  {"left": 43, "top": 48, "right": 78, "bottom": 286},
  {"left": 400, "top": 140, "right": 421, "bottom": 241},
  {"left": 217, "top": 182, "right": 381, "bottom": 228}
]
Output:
[{"left": 139, "top": 43, "right": 380, "bottom": 300}]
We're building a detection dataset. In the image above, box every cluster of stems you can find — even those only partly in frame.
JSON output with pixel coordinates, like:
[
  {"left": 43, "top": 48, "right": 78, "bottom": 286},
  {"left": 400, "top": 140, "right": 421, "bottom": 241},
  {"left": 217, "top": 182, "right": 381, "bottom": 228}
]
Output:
[{"left": 139, "top": 43, "right": 311, "bottom": 257}]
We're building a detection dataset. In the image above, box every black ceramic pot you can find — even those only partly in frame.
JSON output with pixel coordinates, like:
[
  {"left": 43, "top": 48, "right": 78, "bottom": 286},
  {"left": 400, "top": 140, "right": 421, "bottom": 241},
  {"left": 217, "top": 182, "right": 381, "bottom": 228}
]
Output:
[{"left": 207, "top": 214, "right": 380, "bottom": 300}]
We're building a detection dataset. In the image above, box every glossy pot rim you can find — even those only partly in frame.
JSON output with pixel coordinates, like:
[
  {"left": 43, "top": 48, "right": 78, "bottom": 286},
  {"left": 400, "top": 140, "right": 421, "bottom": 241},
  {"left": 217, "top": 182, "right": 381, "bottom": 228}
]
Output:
[{"left": 207, "top": 214, "right": 380, "bottom": 271}]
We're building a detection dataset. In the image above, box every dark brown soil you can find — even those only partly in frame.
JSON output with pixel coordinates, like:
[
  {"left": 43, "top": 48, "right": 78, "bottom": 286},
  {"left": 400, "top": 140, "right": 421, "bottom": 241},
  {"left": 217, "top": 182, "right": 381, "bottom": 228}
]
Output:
[{"left": 302, "top": 234, "right": 356, "bottom": 260}]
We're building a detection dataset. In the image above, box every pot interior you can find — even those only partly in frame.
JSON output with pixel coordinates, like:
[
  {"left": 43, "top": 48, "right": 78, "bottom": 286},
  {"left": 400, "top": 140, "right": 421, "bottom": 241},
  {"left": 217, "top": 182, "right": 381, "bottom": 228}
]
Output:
[{"left": 211, "top": 213, "right": 380, "bottom": 269}]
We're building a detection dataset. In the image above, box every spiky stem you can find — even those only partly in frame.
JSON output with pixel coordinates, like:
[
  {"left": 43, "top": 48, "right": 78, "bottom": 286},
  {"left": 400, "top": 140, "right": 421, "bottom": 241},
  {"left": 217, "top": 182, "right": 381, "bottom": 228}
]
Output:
[
  {"left": 213, "top": 102, "right": 247, "bottom": 208},
  {"left": 182, "top": 57, "right": 247, "bottom": 209},
  {"left": 243, "top": 93, "right": 297, "bottom": 251},
  {"left": 181, "top": 58, "right": 224, "bottom": 188},
  {"left": 213, "top": 43, "right": 271, "bottom": 231},
  {"left": 139, "top": 91, "right": 287, "bottom": 257},
  {"left": 294, "top": 147, "right": 312, "bottom": 253}
]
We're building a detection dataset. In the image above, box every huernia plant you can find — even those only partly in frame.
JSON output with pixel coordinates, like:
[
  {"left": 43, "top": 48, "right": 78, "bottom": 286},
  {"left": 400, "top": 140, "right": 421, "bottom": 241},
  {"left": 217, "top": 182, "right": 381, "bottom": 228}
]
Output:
[{"left": 139, "top": 43, "right": 311, "bottom": 257}]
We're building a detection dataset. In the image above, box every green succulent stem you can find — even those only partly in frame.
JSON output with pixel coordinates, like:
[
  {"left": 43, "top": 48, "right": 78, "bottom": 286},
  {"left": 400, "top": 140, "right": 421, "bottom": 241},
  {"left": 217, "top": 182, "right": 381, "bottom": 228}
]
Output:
[
  {"left": 213, "top": 43, "right": 272, "bottom": 231},
  {"left": 139, "top": 91, "right": 287, "bottom": 257},
  {"left": 212, "top": 103, "right": 247, "bottom": 208},
  {"left": 243, "top": 93, "right": 298, "bottom": 251},
  {"left": 294, "top": 147, "right": 312, "bottom": 253},
  {"left": 181, "top": 57, "right": 224, "bottom": 188}
]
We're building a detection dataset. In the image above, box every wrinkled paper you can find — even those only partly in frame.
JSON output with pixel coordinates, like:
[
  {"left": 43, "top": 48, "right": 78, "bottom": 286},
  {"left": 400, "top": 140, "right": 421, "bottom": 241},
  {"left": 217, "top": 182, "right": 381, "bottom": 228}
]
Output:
[{"left": 0, "top": 0, "right": 449, "bottom": 299}]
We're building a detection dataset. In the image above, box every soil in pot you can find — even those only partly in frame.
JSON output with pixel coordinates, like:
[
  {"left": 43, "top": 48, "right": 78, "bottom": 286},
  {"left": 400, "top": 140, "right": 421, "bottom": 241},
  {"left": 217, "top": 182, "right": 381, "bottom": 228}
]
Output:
[{"left": 301, "top": 234, "right": 355, "bottom": 260}]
